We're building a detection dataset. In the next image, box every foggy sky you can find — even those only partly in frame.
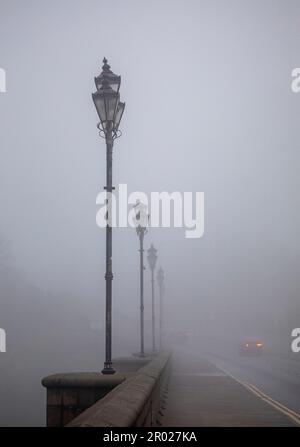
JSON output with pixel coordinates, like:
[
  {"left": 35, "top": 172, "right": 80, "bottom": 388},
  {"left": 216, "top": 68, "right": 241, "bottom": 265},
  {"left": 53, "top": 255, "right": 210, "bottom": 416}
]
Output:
[{"left": 0, "top": 0, "right": 300, "bottom": 424}]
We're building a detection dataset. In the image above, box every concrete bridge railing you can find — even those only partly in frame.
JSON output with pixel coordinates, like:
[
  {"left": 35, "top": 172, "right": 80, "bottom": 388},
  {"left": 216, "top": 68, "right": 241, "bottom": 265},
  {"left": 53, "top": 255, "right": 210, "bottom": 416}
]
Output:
[
  {"left": 42, "top": 351, "right": 171, "bottom": 427},
  {"left": 68, "top": 351, "right": 171, "bottom": 427}
]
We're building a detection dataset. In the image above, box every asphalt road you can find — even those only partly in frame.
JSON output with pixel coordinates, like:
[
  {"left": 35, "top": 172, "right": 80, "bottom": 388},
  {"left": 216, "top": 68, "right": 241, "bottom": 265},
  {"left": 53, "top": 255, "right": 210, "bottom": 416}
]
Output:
[
  {"left": 206, "top": 351, "right": 300, "bottom": 416},
  {"left": 161, "top": 349, "right": 297, "bottom": 427}
]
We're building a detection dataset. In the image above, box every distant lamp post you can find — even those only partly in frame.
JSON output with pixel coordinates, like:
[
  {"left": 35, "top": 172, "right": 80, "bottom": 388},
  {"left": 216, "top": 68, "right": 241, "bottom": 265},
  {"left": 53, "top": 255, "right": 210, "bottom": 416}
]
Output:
[
  {"left": 157, "top": 267, "right": 165, "bottom": 351},
  {"left": 92, "top": 58, "right": 125, "bottom": 375},
  {"left": 134, "top": 201, "right": 150, "bottom": 357},
  {"left": 147, "top": 244, "right": 158, "bottom": 352}
]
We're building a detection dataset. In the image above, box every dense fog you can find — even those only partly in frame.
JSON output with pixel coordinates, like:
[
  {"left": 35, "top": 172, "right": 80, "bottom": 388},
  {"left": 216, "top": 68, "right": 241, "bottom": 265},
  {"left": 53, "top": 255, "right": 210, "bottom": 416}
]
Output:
[{"left": 0, "top": 0, "right": 300, "bottom": 426}]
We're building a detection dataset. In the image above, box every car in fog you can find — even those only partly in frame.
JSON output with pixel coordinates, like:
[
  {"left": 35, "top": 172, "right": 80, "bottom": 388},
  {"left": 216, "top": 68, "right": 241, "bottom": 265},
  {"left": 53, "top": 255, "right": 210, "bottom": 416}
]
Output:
[{"left": 239, "top": 339, "right": 264, "bottom": 356}]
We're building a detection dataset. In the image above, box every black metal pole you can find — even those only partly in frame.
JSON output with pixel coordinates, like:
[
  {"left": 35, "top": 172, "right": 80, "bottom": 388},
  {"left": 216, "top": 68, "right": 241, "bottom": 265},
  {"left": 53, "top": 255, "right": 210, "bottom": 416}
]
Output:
[
  {"left": 151, "top": 268, "right": 156, "bottom": 352},
  {"left": 139, "top": 233, "right": 145, "bottom": 357},
  {"left": 159, "top": 280, "right": 162, "bottom": 351},
  {"left": 158, "top": 268, "right": 164, "bottom": 352},
  {"left": 102, "top": 125, "right": 115, "bottom": 374}
]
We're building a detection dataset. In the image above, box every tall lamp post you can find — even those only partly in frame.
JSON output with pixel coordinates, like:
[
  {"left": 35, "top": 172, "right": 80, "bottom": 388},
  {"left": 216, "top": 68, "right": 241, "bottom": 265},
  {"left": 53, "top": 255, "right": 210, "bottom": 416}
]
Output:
[
  {"left": 134, "top": 202, "right": 149, "bottom": 357},
  {"left": 147, "top": 244, "right": 158, "bottom": 352},
  {"left": 92, "top": 58, "right": 125, "bottom": 374},
  {"left": 157, "top": 267, "right": 165, "bottom": 351}
]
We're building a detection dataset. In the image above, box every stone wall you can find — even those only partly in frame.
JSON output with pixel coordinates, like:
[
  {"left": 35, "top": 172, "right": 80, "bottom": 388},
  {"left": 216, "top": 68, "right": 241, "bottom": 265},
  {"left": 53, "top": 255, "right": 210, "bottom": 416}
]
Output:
[
  {"left": 42, "top": 372, "right": 127, "bottom": 427},
  {"left": 67, "top": 351, "right": 171, "bottom": 427}
]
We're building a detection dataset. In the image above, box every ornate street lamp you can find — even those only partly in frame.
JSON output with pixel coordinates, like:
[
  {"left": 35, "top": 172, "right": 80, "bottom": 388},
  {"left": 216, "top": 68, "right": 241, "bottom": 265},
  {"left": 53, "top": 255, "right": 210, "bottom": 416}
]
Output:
[
  {"left": 92, "top": 58, "right": 125, "bottom": 375},
  {"left": 157, "top": 267, "right": 165, "bottom": 351},
  {"left": 133, "top": 201, "right": 150, "bottom": 357},
  {"left": 147, "top": 244, "right": 158, "bottom": 352},
  {"left": 94, "top": 57, "right": 121, "bottom": 93}
]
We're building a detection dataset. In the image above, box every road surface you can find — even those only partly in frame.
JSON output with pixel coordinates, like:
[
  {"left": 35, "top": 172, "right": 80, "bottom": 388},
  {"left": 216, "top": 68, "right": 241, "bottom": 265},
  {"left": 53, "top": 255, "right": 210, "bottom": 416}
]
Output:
[
  {"left": 160, "top": 347, "right": 300, "bottom": 427},
  {"left": 208, "top": 351, "right": 300, "bottom": 416}
]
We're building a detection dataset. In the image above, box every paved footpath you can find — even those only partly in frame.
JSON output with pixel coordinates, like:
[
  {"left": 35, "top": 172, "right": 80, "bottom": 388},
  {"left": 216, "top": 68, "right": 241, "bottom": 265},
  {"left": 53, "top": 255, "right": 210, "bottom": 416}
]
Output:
[{"left": 160, "top": 350, "right": 299, "bottom": 427}]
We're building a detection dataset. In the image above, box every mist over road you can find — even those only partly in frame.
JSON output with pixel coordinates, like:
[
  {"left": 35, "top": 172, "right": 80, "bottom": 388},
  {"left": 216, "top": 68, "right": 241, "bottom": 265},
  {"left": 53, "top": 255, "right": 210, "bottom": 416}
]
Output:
[{"left": 209, "top": 352, "right": 300, "bottom": 416}]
